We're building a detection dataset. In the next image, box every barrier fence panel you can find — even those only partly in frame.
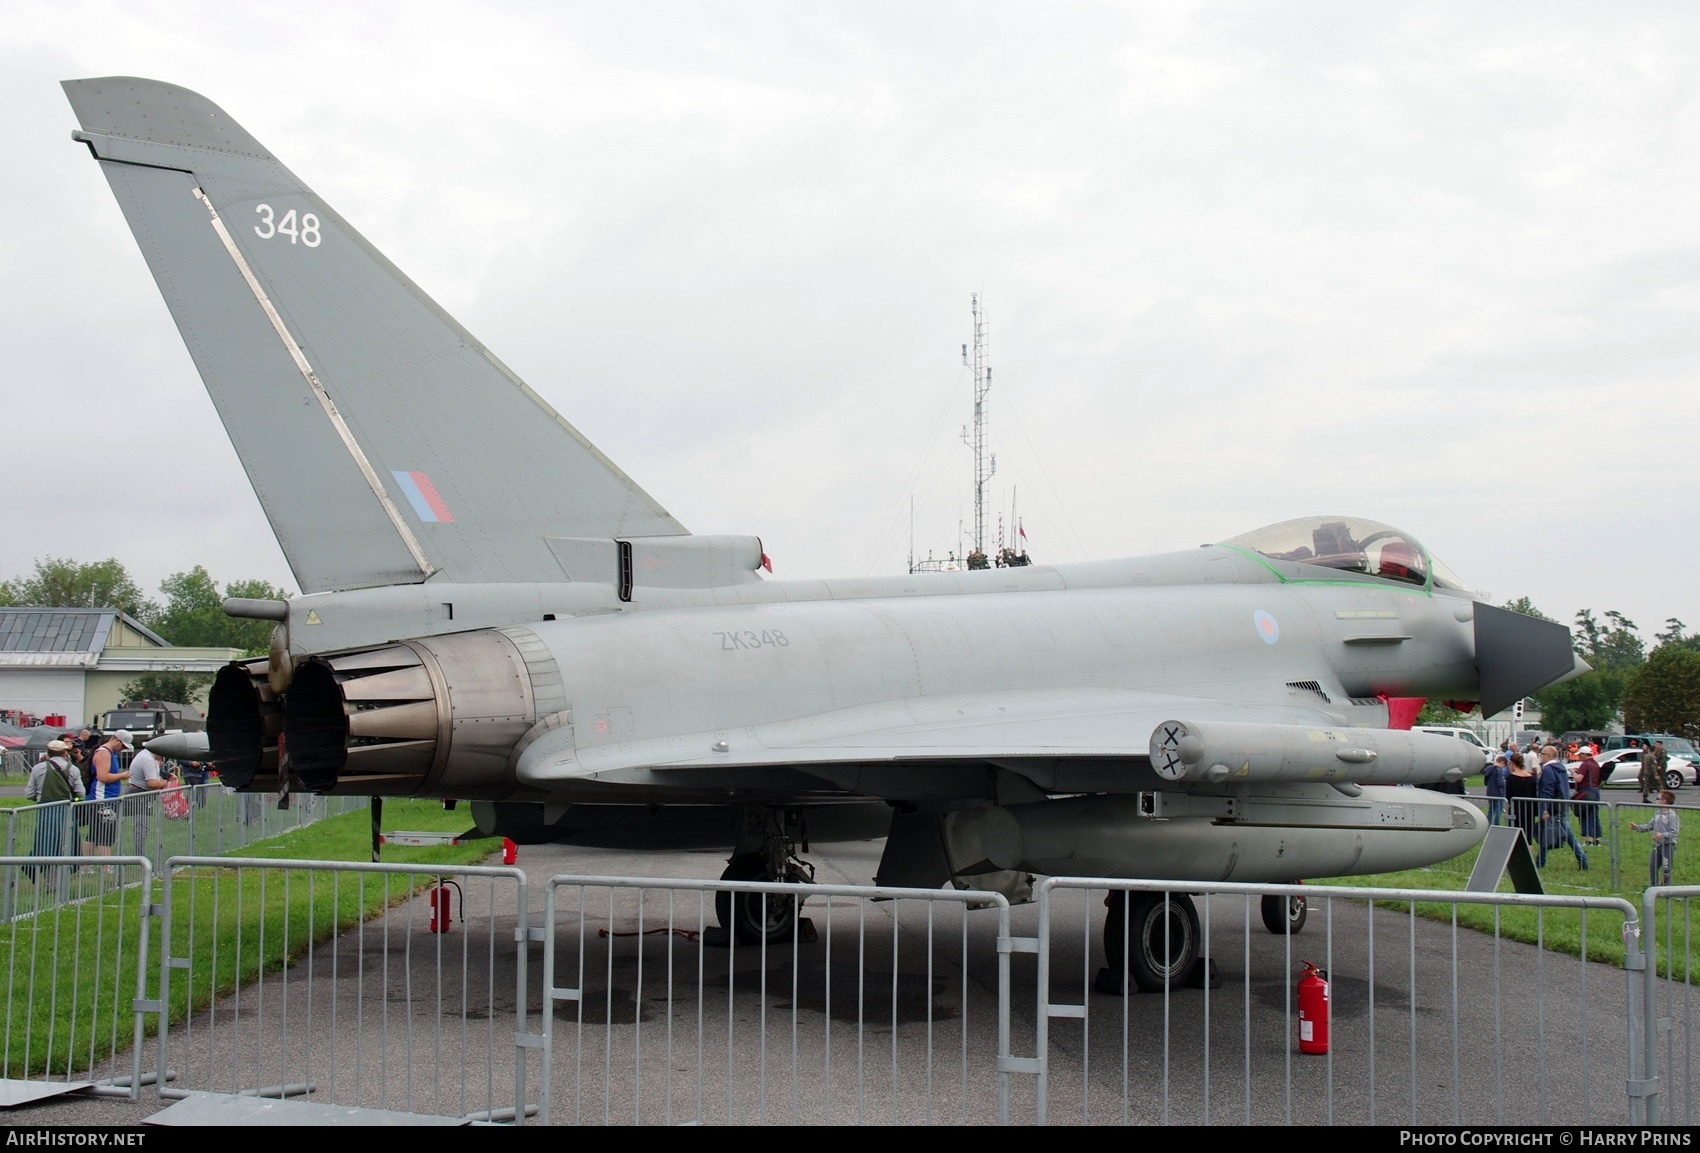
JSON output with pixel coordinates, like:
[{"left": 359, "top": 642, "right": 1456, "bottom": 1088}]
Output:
[
  {"left": 0, "top": 856, "right": 154, "bottom": 1104},
  {"left": 1361, "top": 796, "right": 1697, "bottom": 897},
  {"left": 1642, "top": 884, "right": 1699, "bottom": 1126},
  {"left": 540, "top": 876, "right": 1017, "bottom": 1126},
  {"left": 1032, "top": 878, "right": 1645, "bottom": 1126},
  {"left": 154, "top": 857, "right": 534, "bottom": 1122},
  {"left": 0, "top": 786, "right": 364, "bottom": 916}
]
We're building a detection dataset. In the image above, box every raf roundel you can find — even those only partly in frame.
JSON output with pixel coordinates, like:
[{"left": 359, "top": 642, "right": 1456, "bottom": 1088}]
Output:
[{"left": 1253, "top": 610, "right": 1280, "bottom": 645}]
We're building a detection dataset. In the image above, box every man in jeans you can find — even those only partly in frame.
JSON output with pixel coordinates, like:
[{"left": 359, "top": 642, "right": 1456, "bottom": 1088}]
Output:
[
  {"left": 125, "top": 736, "right": 169, "bottom": 856},
  {"left": 1572, "top": 748, "right": 1603, "bottom": 845},
  {"left": 1484, "top": 752, "right": 1508, "bottom": 827},
  {"left": 1537, "top": 746, "right": 1589, "bottom": 871}
]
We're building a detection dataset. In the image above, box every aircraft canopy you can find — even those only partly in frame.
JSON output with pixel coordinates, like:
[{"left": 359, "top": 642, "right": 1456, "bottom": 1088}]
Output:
[{"left": 1223, "top": 516, "right": 1471, "bottom": 592}]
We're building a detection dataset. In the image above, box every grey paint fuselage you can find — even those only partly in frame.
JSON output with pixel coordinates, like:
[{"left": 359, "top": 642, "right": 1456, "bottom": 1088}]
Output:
[{"left": 282, "top": 543, "right": 1476, "bottom": 800}]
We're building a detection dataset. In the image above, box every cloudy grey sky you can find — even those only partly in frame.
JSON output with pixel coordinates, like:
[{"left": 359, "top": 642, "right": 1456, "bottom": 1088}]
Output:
[{"left": 4, "top": 2, "right": 1698, "bottom": 641}]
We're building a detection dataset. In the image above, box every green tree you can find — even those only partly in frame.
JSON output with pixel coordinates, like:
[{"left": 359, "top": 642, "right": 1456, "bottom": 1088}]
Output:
[
  {"left": 1590, "top": 610, "right": 1645, "bottom": 670},
  {"left": 151, "top": 567, "right": 287, "bottom": 655},
  {"left": 0, "top": 557, "right": 158, "bottom": 621},
  {"left": 1654, "top": 618, "right": 1700, "bottom": 654},
  {"left": 1503, "top": 596, "right": 1554, "bottom": 622},
  {"left": 1622, "top": 645, "right": 1700, "bottom": 743},
  {"left": 1532, "top": 607, "right": 1646, "bottom": 730},
  {"left": 1531, "top": 675, "right": 1615, "bottom": 733},
  {"left": 116, "top": 672, "right": 213, "bottom": 707},
  {"left": 1416, "top": 701, "right": 1474, "bottom": 725}
]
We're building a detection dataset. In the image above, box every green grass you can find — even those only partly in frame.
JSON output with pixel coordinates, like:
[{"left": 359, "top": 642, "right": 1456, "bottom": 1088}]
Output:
[
  {"left": 1, "top": 799, "right": 507, "bottom": 1077},
  {"left": 1322, "top": 805, "right": 1700, "bottom": 980}
]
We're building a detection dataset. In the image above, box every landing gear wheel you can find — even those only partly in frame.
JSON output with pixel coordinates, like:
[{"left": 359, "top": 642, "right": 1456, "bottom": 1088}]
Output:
[
  {"left": 715, "top": 853, "right": 805, "bottom": 944},
  {"left": 1260, "top": 893, "right": 1308, "bottom": 935},
  {"left": 1103, "top": 892, "right": 1200, "bottom": 992},
  {"left": 1665, "top": 769, "right": 1684, "bottom": 791}
]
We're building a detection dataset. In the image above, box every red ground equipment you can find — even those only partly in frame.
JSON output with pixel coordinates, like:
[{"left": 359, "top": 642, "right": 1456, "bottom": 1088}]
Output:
[
  {"left": 1297, "top": 960, "right": 1329, "bottom": 1054},
  {"left": 427, "top": 878, "right": 462, "bottom": 934}
]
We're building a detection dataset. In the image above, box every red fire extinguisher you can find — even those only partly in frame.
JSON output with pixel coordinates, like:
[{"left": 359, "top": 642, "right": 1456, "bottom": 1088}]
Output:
[
  {"left": 428, "top": 878, "right": 462, "bottom": 934},
  {"left": 1297, "top": 961, "right": 1329, "bottom": 1054}
]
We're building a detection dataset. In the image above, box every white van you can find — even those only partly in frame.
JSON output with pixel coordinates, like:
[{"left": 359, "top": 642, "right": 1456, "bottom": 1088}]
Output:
[{"left": 1411, "top": 725, "right": 1490, "bottom": 751}]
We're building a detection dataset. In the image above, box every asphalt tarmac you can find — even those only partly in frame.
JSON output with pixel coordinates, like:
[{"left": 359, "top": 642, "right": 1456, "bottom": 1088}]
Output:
[{"left": 0, "top": 806, "right": 1662, "bottom": 1128}]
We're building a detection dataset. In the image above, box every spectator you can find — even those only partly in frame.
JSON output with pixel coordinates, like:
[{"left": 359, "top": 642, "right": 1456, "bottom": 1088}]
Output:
[
  {"left": 66, "top": 729, "right": 94, "bottom": 846},
  {"left": 1483, "top": 752, "right": 1508, "bottom": 827},
  {"left": 1641, "top": 740, "right": 1669, "bottom": 804},
  {"left": 1629, "top": 790, "right": 1680, "bottom": 886},
  {"left": 86, "top": 730, "right": 129, "bottom": 864},
  {"left": 26, "top": 740, "right": 84, "bottom": 884},
  {"left": 125, "top": 737, "right": 170, "bottom": 857},
  {"left": 179, "top": 759, "right": 210, "bottom": 808},
  {"left": 1572, "top": 748, "right": 1603, "bottom": 845},
  {"left": 1507, "top": 752, "right": 1540, "bottom": 847},
  {"left": 1537, "top": 747, "right": 1588, "bottom": 870}
]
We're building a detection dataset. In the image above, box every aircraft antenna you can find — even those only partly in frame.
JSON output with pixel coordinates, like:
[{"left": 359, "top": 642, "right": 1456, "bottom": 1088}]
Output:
[{"left": 960, "top": 294, "right": 995, "bottom": 564}]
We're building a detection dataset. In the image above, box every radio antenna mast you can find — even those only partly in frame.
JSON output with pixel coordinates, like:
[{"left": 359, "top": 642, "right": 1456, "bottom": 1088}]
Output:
[{"left": 961, "top": 294, "right": 996, "bottom": 566}]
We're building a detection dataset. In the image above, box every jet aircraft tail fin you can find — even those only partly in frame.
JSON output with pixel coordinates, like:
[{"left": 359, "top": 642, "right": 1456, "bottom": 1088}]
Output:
[{"left": 63, "top": 77, "right": 687, "bottom": 594}]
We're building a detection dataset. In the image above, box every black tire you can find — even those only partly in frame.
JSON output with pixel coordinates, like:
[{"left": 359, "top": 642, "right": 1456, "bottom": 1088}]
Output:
[
  {"left": 1665, "top": 769, "right": 1684, "bottom": 791},
  {"left": 1103, "top": 892, "right": 1199, "bottom": 992},
  {"left": 1260, "top": 893, "right": 1307, "bottom": 935},
  {"left": 715, "top": 854, "right": 803, "bottom": 943}
]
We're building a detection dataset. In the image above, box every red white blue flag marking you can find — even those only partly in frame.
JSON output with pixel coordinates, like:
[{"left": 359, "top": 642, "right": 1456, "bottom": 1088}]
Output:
[{"left": 391, "top": 470, "right": 455, "bottom": 523}]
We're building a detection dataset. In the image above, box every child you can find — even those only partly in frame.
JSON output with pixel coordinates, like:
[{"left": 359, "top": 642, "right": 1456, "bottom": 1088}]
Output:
[{"left": 1629, "top": 790, "right": 1680, "bottom": 887}]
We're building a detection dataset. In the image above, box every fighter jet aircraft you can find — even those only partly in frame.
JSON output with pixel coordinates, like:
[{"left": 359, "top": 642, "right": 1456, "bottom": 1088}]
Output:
[{"left": 64, "top": 77, "right": 1581, "bottom": 988}]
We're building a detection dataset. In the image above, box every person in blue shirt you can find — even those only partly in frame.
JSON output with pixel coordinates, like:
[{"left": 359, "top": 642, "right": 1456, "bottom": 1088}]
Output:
[{"left": 1483, "top": 752, "right": 1508, "bottom": 827}]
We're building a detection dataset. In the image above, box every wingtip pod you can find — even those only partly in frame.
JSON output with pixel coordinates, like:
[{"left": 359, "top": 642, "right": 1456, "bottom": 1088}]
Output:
[{"left": 62, "top": 77, "right": 271, "bottom": 159}]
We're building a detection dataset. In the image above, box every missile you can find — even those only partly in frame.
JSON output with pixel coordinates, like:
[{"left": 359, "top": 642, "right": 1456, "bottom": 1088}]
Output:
[
  {"left": 145, "top": 730, "right": 211, "bottom": 760},
  {"left": 1149, "top": 719, "right": 1484, "bottom": 785}
]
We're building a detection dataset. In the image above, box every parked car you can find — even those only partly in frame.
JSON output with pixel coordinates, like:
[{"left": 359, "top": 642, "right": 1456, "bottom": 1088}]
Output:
[
  {"left": 1411, "top": 725, "right": 1490, "bottom": 751},
  {"left": 1601, "top": 733, "right": 1698, "bottom": 757},
  {"left": 1581, "top": 747, "right": 1697, "bottom": 791}
]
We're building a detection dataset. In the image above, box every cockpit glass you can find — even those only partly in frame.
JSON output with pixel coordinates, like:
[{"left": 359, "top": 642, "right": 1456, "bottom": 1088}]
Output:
[{"left": 1222, "top": 516, "right": 1473, "bottom": 592}]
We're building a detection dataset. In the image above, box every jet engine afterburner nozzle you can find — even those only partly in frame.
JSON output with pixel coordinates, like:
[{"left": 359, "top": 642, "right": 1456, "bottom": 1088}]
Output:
[
  {"left": 1149, "top": 718, "right": 1483, "bottom": 785},
  {"left": 209, "top": 627, "right": 554, "bottom": 797}
]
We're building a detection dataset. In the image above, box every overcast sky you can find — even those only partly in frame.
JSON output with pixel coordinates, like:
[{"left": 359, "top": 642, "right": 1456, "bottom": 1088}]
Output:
[{"left": 4, "top": 2, "right": 1698, "bottom": 643}]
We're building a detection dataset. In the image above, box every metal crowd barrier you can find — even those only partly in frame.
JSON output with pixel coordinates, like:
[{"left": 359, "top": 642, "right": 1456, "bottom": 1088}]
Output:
[
  {"left": 539, "top": 876, "right": 1016, "bottom": 1126},
  {"left": 0, "top": 856, "right": 155, "bottom": 1105},
  {"left": 6, "top": 848, "right": 1700, "bottom": 1126},
  {"left": 152, "top": 856, "right": 534, "bottom": 1123},
  {"left": 0, "top": 785, "right": 365, "bottom": 918},
  {"left": 1382, "top": 794, "right": 1696, "bottom": 895},
  {"left": 1030, "top": 878, "right": 1645, "bottom": 1126},
  {"left": 1642, "top": 884, "right": 1700, "bottom": 1126}
]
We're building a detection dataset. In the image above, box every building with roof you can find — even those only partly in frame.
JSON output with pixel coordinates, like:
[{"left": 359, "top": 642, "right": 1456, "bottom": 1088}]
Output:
[{"left": 0, "top": 607, "right": 243, "bottom": 726}]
